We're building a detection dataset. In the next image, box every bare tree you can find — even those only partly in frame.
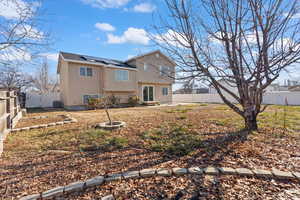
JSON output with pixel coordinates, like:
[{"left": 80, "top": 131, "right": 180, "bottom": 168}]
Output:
[
  {"left": 0, "top": 64, "right": 31, "bottom": 90},
  {"left": 0, "top": 0, "right": 49, "bottom": 64},
  {"left": 29, "top": 59, "right": 58, "bottom": 93},
  {"left": 154, "top": 0, "right": 300, "bottom": 130},
  {"left": 181, "top": 78, "right": 196, "bottom": 94}
]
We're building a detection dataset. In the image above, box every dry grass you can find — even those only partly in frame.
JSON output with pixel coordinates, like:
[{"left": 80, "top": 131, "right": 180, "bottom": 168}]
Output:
[{"left": 1, "top": 104, "right": 300, "bottom": 199}]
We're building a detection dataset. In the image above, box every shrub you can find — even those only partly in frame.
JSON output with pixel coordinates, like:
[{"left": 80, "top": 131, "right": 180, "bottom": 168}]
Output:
[
  {"left": 107, "top": 94, "right": 120, "bottom": 107},
  {"left": 128, "top": 95, "right": 139, "bottom": 107},
  {"left": 87, "top": 98, "right": 103, "bottom": 109}
]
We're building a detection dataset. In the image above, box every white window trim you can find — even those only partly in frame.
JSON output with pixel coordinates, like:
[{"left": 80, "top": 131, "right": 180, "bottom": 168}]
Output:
[
  {"left": 144, "top": 63, "right": 148, "bottom": 71},
  {"left": 115, "top": 69, "right": 129, "bottom": 81},
  {"left": 142, "top": 85, "right": 155, "bottom": 102}
]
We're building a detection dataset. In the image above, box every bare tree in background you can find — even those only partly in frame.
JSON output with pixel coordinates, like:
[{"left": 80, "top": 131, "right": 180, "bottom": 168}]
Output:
[
  {"left": 29, "top": 59, "right": 58, "bottom": 93},
  {"left": 0, "top": 64, "right": 31, "bottom": 90},
  {"left": 0, "top": 0, "right": 49, "bottom": 64},
  {"left": 154, "top": 0, "right": 300, "bottom": 130}
]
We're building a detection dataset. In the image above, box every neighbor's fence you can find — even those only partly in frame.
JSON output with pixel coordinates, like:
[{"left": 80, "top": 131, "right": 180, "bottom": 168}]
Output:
[
  {"left": 173, "top": 92, "right": 300, "bottom": 105},
  {"left": 0, "top": 90, "right": 22, "bottom": 155},
  {"left": 25, "top": 92, "right": 60, "bottom": 108}
]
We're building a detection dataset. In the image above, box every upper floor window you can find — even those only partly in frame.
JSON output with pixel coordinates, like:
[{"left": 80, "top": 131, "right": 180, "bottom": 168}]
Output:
[
  {"left": 144, "top": 63, "right": 148, "bottom": 71},
  {"left": 159, "top": 66, "right": 170, "bottom": 76},
  {"left": 162, "top": 87, "right": 169, "bottom": 96},
  {"left": 115, "top": 70, "right": 129, "bottom": 81},
  {"left": 80, "top": 67, "right": 93, "bottom": 77}
]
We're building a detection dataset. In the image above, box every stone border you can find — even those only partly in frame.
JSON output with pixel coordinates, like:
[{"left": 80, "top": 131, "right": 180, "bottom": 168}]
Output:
[
  {"left": 11, "top": 115, "right": 78, "bottom": 133},
  {"left": 20, "top": 166, "right": 300, "bottom": 200}
]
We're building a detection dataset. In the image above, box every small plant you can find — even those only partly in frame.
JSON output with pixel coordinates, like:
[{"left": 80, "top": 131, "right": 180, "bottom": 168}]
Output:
[
  {"left": 87, "top": 98, "right": 102, "bottom": 109},
  {"left": 108, "top": 94, "right": 120, "bottom": 107},
  {"left": 128, "top": 95, "right": 139, "bottom": 106},
  {"left": 107, "top": 136, "right": 128, "bottom": 148}
]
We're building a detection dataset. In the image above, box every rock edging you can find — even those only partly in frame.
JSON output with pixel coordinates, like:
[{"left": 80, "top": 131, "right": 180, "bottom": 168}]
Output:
[
  {"left": 20, "top": 166, "right": 300, "bottom": 200},
  {"left": 11, "top": 115, "right": 78, "bottom": 133}
]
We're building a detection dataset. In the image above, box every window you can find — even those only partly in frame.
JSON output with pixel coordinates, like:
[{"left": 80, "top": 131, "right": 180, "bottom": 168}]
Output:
[
  {"left": 144, "top": 63, "right": 148, "bottom": 71},
  {"left": 160, "top": 66, "right": 170, "bottom": 76},
  {"left": 162, "top": 87, "right": 168, "bottom": 96},
  {"left": 80, "top": 67, "right": 86, "bottom": 76},
  {"left": 86, "top": 68, "right": 93, "bottom": 76},
  {"left": 80, "top": 67, "right": 93, "bottom": 77},
  {"left": 115, "top": 70, "right": 129, "bottom": 81},
  {"left": 83, "top": 94, "right": 99, "bottom": 104}
]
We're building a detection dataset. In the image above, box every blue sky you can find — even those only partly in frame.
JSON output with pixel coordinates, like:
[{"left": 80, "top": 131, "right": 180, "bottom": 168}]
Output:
[
  {"left": 1, "top": 0, "right": 299, "bottom": 88},
  {"left": 42, "top": 0, "right": 162, "bottom": 74}
]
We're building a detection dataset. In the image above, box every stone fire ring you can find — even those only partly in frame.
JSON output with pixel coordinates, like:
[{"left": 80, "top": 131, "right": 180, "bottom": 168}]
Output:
[{"left": 96, "top": 121, "right": 126, "bottom": 130}]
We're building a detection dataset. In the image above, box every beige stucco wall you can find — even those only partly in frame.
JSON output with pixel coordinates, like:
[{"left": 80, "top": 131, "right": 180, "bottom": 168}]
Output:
[
  {"left": 103, "top": 67, "right": 138, "bottom": 92},
  {"left": 59, "top": 51, "right": 175, "bottom": 107},
  {"left": 63, "top": 62, "right": 104, "bottom": 106},
  {"left": 132, "top": 53, "right": 175, "bottom": 84},
  {"left": 138, "top": 83, "right": 172, "bottom": 103},
  {"left": 59, "top": 58, "right": 69, "bottom": 105}
]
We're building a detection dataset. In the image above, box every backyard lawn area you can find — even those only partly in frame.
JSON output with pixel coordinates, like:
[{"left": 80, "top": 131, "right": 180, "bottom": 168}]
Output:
[{"left": 1, "top": 104, "right": 300, "bottom": 199}]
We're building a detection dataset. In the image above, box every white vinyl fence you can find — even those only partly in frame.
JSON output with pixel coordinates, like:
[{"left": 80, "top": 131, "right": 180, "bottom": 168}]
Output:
[
  {"left": 173, "top": 92, "right": 300, "bottom": 105},
  {"left": 26, "top": 92, "right": 60, "bottom": 108}
]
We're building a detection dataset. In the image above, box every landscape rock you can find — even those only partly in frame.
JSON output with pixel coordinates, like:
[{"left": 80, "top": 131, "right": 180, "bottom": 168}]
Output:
[
  {"left": 272, "top": 170, "right": 295, "bottom": 179},
  {"left": 252, "top": 169, "right": 273, "bottom": 177},
  {"left": 105, "top": 173, "right": 122, "bottom": 181},
  {"left": 140, "top": 168, "right": 156, "bottom": 177},
  {"left": 172, "top": 168, "right": 188, "bottom": 175},
  {"left": 156, "top": 168, "right": 171, "bottom": 176},
  {"left": 204, "top": 167, "right": 219, "bottom": 175},
  {"left": 64, "top": 181, "right": 85, "bottom": 193},
  {"left": 236, "top": 168, "right": 254, "bottom": 176},
  {"left": 42, "top": 186, "right": 64, "bottom": 199},
  {"left": 122, "top": 171, "right": 140, "bottom": 179},
  {"left": 101, "top": 194, "right": 115, "bottom": 200},
  {"left": 85, "top": 176, "right": 104, "bottom": 187},
  {"left": 292, "top": 172, "right": 300, "bottom": 180},
  {"left": 48, "top": 122, "right": 56, "bottom": 126},
  {"left": 188, "top": 167, "right": 203, "bottom": 174},
  {"left": 218, "top": 167, "right": 236, "bottom": 175}
]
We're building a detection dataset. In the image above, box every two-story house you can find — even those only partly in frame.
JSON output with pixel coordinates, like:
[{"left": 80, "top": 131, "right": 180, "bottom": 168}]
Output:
[{"left": 57, "top": 50, "right": 176, "bottom": 109}]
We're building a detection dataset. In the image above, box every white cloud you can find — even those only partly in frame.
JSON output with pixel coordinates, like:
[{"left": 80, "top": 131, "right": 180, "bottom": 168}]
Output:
[
  {"left": 0, "top": 0, "right": 27, "bottom": 19},
  {"left": 0, "top": 0, "right": 39, "bottom": 19},
  {"left": 284, "top": 12, "right": 300, "bottom": 19},
  {"left": 39, "top": 53, "right": 59, "bottom": 61},
  {"left": 107, "top": 27, "right": 150, "bottom": 45},
  {"left": 15, "top": 24, "right": 44, "bottom": 40},
  {"left": 95, "top": 22, "right": 115, "bottom": 31},
  {"left": 0, "top": 46, "right": 31, "bottom": 61},
  {"left": 155, "top": 29, "right": 189, "bottom": 48},
  {"left": 81, "top": 0, "right": 131, "bottom": 8},
  {"left": 133, "top": 3, "right": 156, "bottom": 13}
]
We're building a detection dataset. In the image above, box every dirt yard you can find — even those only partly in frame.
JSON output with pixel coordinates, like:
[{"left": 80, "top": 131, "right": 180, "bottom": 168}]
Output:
[{"left": 1, "top": 104, "right": 300, "bottom": 199}]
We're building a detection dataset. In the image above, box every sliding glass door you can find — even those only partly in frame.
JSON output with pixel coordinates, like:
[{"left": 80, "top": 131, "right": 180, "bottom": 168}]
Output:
[{"left": 143, "top": 86, "right": 154, "bottom": 101}]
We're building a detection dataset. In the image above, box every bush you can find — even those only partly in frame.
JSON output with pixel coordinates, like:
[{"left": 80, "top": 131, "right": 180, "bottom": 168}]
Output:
[
  {"left": 107, "top": 94, "right": 120, "bottom": 107},
  {"left": 128, "top": 95, "right": 139, "bottom": 106},
  {"left": 87, "top": 98, "right": 103, "bottom": 109}
]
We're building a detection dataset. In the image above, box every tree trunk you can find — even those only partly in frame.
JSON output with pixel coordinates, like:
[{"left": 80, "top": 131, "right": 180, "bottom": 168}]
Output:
[{"left": 244, "top": 113, "right": 258, "bottom": 131}]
